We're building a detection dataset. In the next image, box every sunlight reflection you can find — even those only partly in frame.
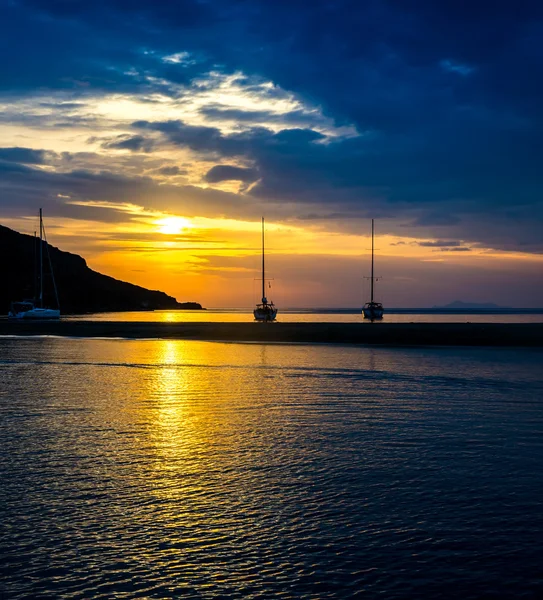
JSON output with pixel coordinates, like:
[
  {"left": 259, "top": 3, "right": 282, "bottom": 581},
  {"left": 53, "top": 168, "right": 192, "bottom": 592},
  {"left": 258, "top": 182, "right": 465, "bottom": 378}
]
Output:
[
  {"left": 144, "top": 341, "right": 220, "bottom": 504},
  {"left": 150, "top": 341, "right": 191, "bottom": 469}
]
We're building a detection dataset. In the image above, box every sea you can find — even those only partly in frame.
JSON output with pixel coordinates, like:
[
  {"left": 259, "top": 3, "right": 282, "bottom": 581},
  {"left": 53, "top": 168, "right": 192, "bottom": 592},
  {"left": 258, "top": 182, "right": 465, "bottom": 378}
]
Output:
[
  {"left": 63, "top": 307, "right": 543, "bottom": 324},
  {"left": 1, "top": 315, "right": 543, "bottom": 598}
]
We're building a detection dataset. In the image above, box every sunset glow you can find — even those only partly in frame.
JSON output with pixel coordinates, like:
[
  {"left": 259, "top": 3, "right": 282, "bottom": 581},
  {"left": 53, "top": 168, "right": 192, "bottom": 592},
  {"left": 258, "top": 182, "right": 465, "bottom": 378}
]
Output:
[
  {"left": 156, "top": 216, "right": 193, "bottom": 235},
  {"left": 0, "top": 0, "right": 541, "bottom": 309}
]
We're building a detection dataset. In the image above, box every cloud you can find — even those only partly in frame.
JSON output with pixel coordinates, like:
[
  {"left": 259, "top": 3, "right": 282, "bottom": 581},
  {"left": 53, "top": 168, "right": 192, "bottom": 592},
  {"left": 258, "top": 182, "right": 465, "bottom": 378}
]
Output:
[
  {"left": 0, "top": 0, "right": 542, "bottom": 255},
  {"left": 418, "top": 241, "right": 472, "bottom": 252},
  {"left": 101, "top": 134, "right": 154, "bottom": 152},
  {"left": 199, "top": 105, "right": 355, "bottom": 136},
  {"left": 0, "top": 147, "right": 53, "bottom": 164},
  {"left": 204, "top": 165, "right": 259, "bottom": 183},
  {"left": 439, "top": 59, "right": 475, "bottom": 76},
  {"left": 412, "top": 212, "right": 462, "bottom": 227},
  {"left": 133, "top": 119, "right": 255, "bottom": 156},
  {"left": 161, "top": 51, "right": 196, "bottom": 65},
  {"left": 0, "top": 160, "right": 261, "bottom": 223},
  {"left": 418, "top": 240, "right": 463, "bottom": 247},
  {"left": 156, "top": 166, "right": 186, "bottom": 176}
]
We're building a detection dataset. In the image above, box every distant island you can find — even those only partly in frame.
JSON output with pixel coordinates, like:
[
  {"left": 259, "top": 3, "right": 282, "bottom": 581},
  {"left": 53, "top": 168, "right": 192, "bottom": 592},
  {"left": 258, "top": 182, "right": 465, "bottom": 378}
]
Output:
[
  {"left": 433, "top": 301, "right": 512, "bottom": 310},
  {"left": 0, "top": 224, "right": 204, "bottom": 314}
]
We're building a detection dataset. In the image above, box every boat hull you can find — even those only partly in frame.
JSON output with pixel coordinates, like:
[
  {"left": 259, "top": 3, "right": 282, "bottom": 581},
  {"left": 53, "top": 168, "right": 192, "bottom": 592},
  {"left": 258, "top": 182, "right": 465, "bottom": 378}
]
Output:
[
  {"left": 9, "top": 308, "right": 60, "bottom": 320},
  {"left": 254, "top": 306, "right": 278, "bottom": 322},
  {"left": 363, "top": 302, "right": 384, "bottom": 320},
  {"left": 363, "top": 310, "right": 384, "bottom": 320}
]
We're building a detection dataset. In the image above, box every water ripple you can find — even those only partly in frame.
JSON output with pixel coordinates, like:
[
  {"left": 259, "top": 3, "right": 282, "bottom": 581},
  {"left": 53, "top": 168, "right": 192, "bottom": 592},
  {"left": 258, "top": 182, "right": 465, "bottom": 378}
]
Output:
[{"left": 1, "top": 338, "right": 542, "bottom": 599}]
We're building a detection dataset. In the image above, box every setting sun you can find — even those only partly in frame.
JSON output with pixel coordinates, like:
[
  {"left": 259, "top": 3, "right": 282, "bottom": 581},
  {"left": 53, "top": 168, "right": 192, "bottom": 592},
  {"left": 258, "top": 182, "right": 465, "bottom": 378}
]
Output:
[{"left": 156, "top": 216, "right": 192, "bottom": 235}]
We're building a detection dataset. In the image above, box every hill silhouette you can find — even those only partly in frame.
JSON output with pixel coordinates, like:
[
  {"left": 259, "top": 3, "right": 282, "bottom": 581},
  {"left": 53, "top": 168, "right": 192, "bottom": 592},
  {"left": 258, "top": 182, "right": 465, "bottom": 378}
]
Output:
[{"left": 0, "top": 224, "right": 203, "bottom": 314}]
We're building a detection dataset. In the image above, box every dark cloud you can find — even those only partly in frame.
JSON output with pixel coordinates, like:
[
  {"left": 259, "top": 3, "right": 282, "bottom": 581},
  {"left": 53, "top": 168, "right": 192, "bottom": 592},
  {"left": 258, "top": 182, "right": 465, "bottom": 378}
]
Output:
[
  {"left": 204, "top": 165, "right": 259, "bottom": 183},
  {"left": 132, "top": 115, "right": 543, "bottom": 250},
  {"left": 0, "top": 160, "right": 260, "bottom": 223},
  {"left": 0, "top": 161, "right": 35, "bottom": 175},
  {"left": 412, "top": 212, "right": 462, "bottom": 227},
  {"left": 101, "top": 134, "right": 154, "bottom": 152},
  {"left": 156, "top": 166, "right": 186, "bottom": 176},
  {"left": 0, "top": 147, "right": 52, "bottom": 164},
  {"left": 38, "top": 102, "right": 86, "bottom": 109},
  {"left": 418, "top": 242, "right": 472, "bottom": 252},
  {"left": 418, "top": 240, "right": 462, "bottom": 247},
  {"left": 200, "top": 106, "right": 331, "bottom": 129},
  {"left": 0, "top": 0, "right": 542, "bottom": 253},
  {"left": 133, "top": 120, "right": 260, "bottom": 156}
]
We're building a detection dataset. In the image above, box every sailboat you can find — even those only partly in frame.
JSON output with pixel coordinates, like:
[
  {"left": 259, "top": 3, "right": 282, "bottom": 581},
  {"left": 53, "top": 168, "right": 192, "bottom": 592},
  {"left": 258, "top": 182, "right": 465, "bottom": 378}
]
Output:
[
  {"left": 8, "top": 209, "right": 60, "bottom": 319},
  {"left": 362, "top": 219, "right": 384, "bottom": 320},
  {"left": 253, "top": 217, "right": 277, "bottom": 322}
]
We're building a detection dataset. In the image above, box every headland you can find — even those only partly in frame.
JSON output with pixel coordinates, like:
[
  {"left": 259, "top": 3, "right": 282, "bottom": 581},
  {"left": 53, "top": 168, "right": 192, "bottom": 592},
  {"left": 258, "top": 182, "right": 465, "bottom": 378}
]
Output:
[{"left": 0, "top": 224, "right": 203, "bottom": 314}]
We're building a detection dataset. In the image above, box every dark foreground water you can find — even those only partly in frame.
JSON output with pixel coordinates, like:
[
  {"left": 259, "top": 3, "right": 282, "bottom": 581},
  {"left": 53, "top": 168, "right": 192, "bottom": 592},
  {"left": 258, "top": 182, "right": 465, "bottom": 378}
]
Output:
[{"left": 1, "top": 338, "right": 542, "bottom": 599}]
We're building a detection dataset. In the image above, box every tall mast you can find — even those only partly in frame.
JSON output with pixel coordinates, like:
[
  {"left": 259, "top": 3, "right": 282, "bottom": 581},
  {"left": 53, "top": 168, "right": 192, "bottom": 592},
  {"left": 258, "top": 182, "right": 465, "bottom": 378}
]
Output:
[
  {"left": 39, "top": 208, "right": 43, "bottom": 307},
  {"left": 261, "top": 217, "right": 265, "bottom": 303},
  {"left": 42, "top": 219, "right": 60, "bottom": 311},
  {"left": 33, "top": 230, "right": 38, "bottom": 302},
  {"left": 370, "top": 219, "right": 374, "bottom": 304}
]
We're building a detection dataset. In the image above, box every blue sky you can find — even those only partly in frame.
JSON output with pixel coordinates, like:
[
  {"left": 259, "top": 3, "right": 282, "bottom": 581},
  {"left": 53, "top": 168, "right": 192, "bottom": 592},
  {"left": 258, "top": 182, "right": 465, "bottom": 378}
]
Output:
[{"left": 0, "top": 0, "right": 542, "bottom": 306}]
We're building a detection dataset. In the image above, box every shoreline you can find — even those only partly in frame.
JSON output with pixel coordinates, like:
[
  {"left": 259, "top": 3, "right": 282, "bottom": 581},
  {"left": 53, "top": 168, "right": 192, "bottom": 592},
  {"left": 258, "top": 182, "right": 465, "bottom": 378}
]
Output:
[{"left": 0, "top": 321, "right": 542, "bottom": 347}]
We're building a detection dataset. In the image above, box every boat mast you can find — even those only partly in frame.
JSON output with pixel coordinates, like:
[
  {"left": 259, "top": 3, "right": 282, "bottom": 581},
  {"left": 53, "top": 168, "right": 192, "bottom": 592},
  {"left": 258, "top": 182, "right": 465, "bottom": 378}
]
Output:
[
  {"left": 42, "top": 219, "right": 60, "bottom": 311},
  {"left": 370, "top": 218, "right": 374, "bottom": 304},
  {"left": 39, "top": 208, "right": 43, "bottom": 308},
  {"left": 261, "top": 217, "right": 266, "bottom": 304},
  {"left": 33, "top": 230, "right": 38, "bottom": 302}
]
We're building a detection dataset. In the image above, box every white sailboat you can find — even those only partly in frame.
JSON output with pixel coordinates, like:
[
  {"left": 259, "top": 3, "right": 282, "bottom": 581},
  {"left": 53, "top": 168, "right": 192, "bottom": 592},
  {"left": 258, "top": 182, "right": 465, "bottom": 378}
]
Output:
[
  {"left": 8, "top": 209, "right": 60, "bottom": 319},
  {"left": 253, "top": 217, "right": 277, "bottom": 322},
  {"left": 362, "top": 219, "right": 384, "bottom": 320}
]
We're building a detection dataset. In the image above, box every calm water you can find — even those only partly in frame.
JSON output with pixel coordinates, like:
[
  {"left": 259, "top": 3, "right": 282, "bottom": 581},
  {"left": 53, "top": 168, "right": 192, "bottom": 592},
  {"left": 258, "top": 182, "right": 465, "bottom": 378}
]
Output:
[
  {"left": 1, "top": 338, "right": 542, "bottom": 599},
  {"left": 64, "top": 309, "right": 543, "bottom": 324}
]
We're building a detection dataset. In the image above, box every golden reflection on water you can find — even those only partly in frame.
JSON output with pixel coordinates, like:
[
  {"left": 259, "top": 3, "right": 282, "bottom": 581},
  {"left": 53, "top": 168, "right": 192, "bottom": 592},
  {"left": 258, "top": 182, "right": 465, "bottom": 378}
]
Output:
[
  {"left": 64, "top": 310, "right": 543, "bottom": 324},
  {"left": 2, "top": 336, "right": 542, "bottom": 598},
  {"left": 153, "top": 340, "right": 188, "bottom": 448},
  {"left": 142, "top": 340, "right": 247, "bottom": 507},
  {"left": 148, "top": 341, "right": 200, "bottom": 481},
  {"left": 137, "top": 339, "right": 304, "bottom": 509},
  {"left": 25, "top": 337, "right": 538, "bottom": 515}
]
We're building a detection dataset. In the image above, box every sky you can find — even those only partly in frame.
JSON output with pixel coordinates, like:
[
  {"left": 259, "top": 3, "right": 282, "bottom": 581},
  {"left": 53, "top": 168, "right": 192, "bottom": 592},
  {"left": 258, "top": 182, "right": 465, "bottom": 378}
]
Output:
[{"left": 0, "top": 0, "right": 542, "bottom": 308}]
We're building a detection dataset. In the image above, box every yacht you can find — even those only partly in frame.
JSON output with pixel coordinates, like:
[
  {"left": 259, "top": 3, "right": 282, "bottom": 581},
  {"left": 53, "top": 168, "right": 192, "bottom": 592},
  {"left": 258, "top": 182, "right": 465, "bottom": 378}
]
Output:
[
  {"left": 253, "top": 217, "right": 277, "bottom": 322},
  {"left": 8, "top": 209, "right": 60, "bottom": 319},
  {"left": 362, "top": 219, "right": 384, "bottom": 320}
]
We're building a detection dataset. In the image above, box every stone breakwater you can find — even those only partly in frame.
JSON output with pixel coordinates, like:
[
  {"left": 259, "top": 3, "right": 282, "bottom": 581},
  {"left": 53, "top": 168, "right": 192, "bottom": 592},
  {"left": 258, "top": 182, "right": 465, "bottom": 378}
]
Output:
[{"left": 1, "top": 321, "right": 542, "bottom": 346}]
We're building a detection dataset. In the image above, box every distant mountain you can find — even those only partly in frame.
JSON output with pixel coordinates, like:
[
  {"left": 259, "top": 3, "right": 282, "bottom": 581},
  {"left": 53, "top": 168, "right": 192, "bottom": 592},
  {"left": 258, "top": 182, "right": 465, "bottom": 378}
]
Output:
[
  {"left": 0, "top": 224, "right": 203, "bottom": 314},
  {"left": 433, "top": 301, "right": 511, "bottom": 310}
]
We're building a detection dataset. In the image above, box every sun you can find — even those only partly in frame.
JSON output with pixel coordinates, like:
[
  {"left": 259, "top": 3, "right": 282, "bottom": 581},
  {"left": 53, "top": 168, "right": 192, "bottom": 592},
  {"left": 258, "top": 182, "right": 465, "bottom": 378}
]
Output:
[{"left": 156, "top": 216, "right": 192, "bottom": 235}]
